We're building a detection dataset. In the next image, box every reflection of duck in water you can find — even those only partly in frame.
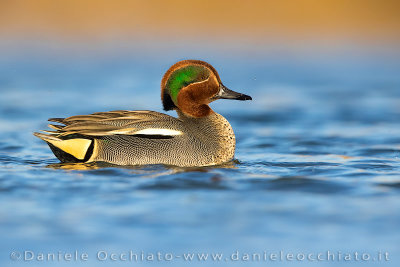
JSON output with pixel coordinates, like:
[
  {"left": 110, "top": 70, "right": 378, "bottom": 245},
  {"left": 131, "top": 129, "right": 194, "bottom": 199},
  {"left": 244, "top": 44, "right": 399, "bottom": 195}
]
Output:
[{"left": 34, "top": 60, "right": 252, "bottom": 167}]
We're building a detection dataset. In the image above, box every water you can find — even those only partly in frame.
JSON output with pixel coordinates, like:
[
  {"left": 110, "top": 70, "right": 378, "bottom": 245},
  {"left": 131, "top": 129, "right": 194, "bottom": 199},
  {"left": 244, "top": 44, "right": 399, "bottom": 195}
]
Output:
[{"left": 1, "top": 47, "right": 400, "bottom": 266}]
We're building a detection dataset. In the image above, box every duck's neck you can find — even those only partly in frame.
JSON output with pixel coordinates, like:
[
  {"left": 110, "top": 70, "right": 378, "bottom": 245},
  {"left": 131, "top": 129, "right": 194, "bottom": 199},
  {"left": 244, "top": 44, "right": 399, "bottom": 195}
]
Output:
[{"left": 176, "top": 109, "right": 225, "bottom": 129}]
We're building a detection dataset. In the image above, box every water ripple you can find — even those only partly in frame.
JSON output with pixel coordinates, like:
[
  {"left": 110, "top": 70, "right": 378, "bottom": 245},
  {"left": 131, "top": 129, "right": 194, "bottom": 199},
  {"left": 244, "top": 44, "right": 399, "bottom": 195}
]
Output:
[{"left": 1, "top": 54, "right": 400, "bottom": 265}]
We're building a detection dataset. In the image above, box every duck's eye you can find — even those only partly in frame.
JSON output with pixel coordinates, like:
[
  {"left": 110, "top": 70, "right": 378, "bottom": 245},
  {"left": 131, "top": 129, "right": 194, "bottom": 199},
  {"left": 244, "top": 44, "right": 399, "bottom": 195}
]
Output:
[{"left": 167, "top": 66, "right": 210, "bottom": 101}]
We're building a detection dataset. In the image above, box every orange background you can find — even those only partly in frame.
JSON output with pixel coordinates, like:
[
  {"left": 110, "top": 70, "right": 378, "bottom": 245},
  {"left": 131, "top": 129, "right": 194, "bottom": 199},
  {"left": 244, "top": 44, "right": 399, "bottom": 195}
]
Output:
[{"left": 1, "top": 0, "right": 399, "bottom": 45}]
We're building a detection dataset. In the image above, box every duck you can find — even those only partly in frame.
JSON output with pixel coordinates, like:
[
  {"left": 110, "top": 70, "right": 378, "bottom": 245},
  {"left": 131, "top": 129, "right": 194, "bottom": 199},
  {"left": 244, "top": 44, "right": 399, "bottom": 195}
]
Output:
[{"left": 34, "top": 59, "right": 252, "bottom": 167}]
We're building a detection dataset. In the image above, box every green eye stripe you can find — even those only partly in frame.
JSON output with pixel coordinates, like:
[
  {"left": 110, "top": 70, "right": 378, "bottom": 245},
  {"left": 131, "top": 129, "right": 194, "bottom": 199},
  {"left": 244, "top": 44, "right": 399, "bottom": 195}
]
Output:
[{"left": 167, "top": 66, "right": 209, "bottom": 102}]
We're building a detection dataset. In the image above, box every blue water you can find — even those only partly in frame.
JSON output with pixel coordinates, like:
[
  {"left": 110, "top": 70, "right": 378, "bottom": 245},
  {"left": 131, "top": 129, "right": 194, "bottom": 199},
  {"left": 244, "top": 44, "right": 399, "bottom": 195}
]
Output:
[{"left": 1, "top": 46, "right": 400, "bottom": 266}]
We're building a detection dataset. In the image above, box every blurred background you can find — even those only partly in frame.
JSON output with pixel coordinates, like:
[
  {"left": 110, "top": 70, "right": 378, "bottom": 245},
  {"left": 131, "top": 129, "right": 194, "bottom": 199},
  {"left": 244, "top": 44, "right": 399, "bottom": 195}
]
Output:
[
  {"left": 1, "top": 0, "right": 400, "bottom": 58},
  {"left": 1, "top": 0, "right": 400, "bottom": 48},
  {"left": 1, "top": 1, "right": 400, "bottom": 266}
]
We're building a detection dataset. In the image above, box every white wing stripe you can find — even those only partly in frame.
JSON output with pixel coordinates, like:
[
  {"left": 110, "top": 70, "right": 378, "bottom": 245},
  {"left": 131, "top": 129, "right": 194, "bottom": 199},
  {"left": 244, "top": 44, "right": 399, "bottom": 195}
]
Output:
[{"left": 134, "top": 128, "right": 183, "bottom": 136}]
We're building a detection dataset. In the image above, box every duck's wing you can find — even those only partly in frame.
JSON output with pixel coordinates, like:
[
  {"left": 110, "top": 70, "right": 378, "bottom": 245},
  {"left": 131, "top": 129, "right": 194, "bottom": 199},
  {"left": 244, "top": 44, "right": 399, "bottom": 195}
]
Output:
[
  {"left": 36, "top": 110, "right": 185, "bottom": 138},
  {"left": 33, "top": 110, "right": 185, "bottom": 162}
]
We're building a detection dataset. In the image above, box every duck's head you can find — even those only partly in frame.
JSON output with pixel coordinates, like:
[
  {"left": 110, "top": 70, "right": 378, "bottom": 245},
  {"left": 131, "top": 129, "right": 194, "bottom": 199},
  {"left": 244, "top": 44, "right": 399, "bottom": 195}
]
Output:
[{"left": 161, "top": 60, "right": 252, "bottom": 118}]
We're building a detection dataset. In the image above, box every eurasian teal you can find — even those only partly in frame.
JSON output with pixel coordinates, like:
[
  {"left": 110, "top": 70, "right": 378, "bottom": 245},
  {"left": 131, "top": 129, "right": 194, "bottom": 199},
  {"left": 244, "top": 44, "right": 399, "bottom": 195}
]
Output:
[{"left": 34, "top": 60, "right": 252, "bottom": 167}]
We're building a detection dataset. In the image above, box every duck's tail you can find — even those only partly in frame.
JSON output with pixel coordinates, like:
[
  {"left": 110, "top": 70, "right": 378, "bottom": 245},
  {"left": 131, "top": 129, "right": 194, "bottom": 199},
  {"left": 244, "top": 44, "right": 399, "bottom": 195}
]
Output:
[{"left": 34, "top": 132, "right": 94, "bottom": 163}]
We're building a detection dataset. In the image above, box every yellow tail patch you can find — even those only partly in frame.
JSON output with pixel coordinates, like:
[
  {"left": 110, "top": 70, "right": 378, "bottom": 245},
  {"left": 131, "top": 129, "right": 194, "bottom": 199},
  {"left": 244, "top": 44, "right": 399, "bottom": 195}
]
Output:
[{"left": 46, "top": 138, "right": 92, "bottom": 160}]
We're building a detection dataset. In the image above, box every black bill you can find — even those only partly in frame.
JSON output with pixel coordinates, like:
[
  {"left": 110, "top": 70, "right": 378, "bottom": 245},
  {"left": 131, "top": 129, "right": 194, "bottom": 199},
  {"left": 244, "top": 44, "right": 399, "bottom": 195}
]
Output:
[{"left": 217, "top": 84, "right": 252, "bottom": 101}]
